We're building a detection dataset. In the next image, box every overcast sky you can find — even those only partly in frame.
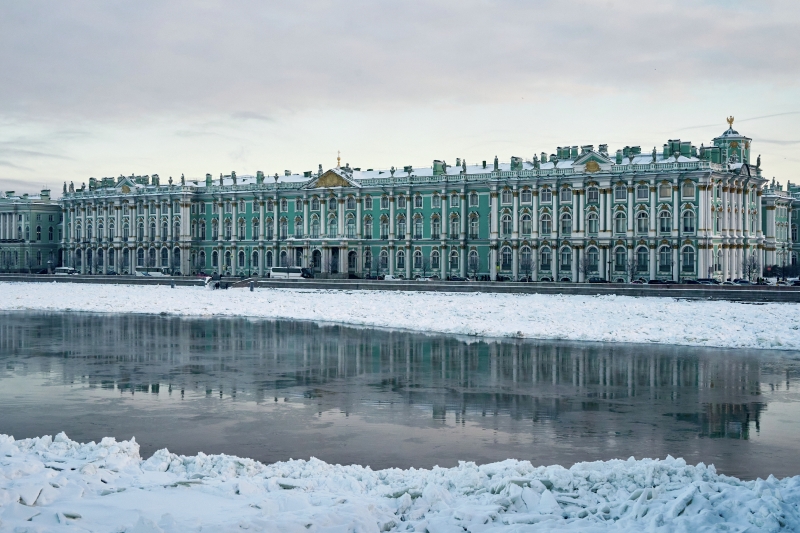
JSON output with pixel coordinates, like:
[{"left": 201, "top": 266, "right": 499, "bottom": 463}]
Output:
[{"left": 1, "top": 0, "right": 799, "bottom": 196}]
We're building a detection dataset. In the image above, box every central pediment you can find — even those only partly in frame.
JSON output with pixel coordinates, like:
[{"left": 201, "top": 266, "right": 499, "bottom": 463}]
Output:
[
  {"left": 304, "top": 169, "right": 360, "bottom": 189},
  {"left": 572, "top": 151, "right": 613, "bottom": 173}
]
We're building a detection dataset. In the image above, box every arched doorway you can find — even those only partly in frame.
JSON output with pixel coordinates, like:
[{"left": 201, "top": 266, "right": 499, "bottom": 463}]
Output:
[
  {"left": 312, "top": 250, "right": 321, "bottom": 272},
  {"left": 348, "top": 250, "right": 357, "bottom": 273}
]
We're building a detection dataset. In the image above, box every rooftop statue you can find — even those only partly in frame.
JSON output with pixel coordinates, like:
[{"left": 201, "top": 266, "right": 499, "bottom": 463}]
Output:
[
  {"left": 462, "top": 159, "right": 466, "bottom": 173},
  {"left": 652, "top": 147, "right": 657, "bottom": 163},
  {"left": 493, "top": 156, "right": 499, "bottom": 171},
  {"left": 757, "top": 154, "right": 761, "bottom": 169},
  {"left": 181, "top": 174, "right": 185, "bottom": 186},
  {"left": 69, "top": 182, "right": 74, "bottom": 192},
  {"left": 63, "top": 182, "right": 67, "bottom": 194},
  {"left": 169, "top": 176, "right": 173, "bottom": 185}
]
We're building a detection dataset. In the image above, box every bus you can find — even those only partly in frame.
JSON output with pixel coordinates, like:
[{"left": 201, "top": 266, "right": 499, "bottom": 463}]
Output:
[
  {"left": 135, "top": 267, "right": 170, "bottom": 277},
  {"left": 268, "top": 267, "right": 304, "bottom": 279}
]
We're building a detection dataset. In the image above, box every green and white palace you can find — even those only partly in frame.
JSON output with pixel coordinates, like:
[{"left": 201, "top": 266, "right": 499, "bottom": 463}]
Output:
[{"left": 56, "top": 119, "right": 799, "bottom": 281}]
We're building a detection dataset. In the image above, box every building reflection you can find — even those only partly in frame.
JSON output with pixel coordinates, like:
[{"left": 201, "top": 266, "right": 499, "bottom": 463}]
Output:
[{"left": 1, "top": 312, "right": 794, "bottom": 441}]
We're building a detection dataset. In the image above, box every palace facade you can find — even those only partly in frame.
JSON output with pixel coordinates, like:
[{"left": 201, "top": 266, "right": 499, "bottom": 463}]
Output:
[
  {"left": 0, "top": 189, "right": 63, "bottom": 272},
  {"left": 53, "top": 120, "right": 797, "bottom": 281}
]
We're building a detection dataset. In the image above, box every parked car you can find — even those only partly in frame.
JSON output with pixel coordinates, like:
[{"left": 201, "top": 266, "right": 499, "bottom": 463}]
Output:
[
  {"left": 630, "top": 279, "right": 645, "bottom": 284},
  {"left": 449, "top": 275, "right": 468, "bottom": 281},
  {"left": 683, "top": 279, "right": 700, "bottom": 285},
  {"left": 792, "top": 280, "right": 800, "bottom": 287},
  {"left": 106, "top": 270, "right": 118, "bottom": 276},
  {"left": 300, "top": 267, "right": 314, "bottom": 279},
  {"left": 721, "top": 281, "right": 735, "bottom": 286},
  {"left": 648, "top": 279, "right": 669, "bottom": 285},
  {"left": 734, "top": 279, "right": 752, "bottom": 285},
  {"left": 383, "top": 274, "right": 403, "bottom": 281},
  {"left": 587, "top": 277, "right": 608, "bottom": 283},
  {"left": 776, "top": 280, "right": 789, "bottom": 286},
  {"left": 697, "top": 278, "right": 720, "bottom": 285},
  {"left": 495, "top": 275, "right": 511, "bottom": 282}
]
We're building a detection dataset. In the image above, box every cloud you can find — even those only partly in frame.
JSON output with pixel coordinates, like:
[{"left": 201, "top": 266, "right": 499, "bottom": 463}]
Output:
[{"left": 0, "top": 0, "right": 798, "bottom": 120}]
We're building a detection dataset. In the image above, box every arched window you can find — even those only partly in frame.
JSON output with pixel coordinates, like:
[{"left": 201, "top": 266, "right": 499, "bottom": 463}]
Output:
[
  {"left": 793, "top": 224, "right": 798, "bottom": 242},
  {"left": 521, "top": 214, "right": 531, "bottom": 235},
  {"left": 586, "top": 187, "right": 599, "bottom": 202},
  {"left": 636, "top": 247, "right": 648, "bottom": 271},
  {"left": 212, "top": 250, "right": 219, "bottom": 268},
  {"left": 659, "top": 246, "right": 672, "bottom": 272},
  {"left": 328, "top": 198, "right": 336, "bottom": 211},
  {"left": 327, "top": 218, "right": 336, "bottom": 237},
  {"left": 364, "top": 195, "right": 373, "bottom": 210},
  {"left": 397, "top": 249, "right": 405, "bottom": 269},
  {"left": 379, "top": 250, "right": 388, "bottom": 270},
  {"left": 636, "top": 184, "right": 649, "bottom": 200},
  {"left": 560, "top": 213, "right": 572, "bottom": 235},
  {"left": 397, "top": 216, "right": 406, "bottom": 238},
  {"left": 296, "top": 198, "right": 303, "bottom": 211},
  {"left": 211, "top": 220, "right": 218, "bottom": 240},
  {"left": 636, "top": 211, "right": 648, "bottom": 234},
  {"left": 682, "top": 181, "right": 695, "bottom": 198},
  {"left": 149, "top": 222, "right": 156, "bottom": 240},
  {"left": 364, "top": 249, "right": 372, "bottom": 270},
  {"left": 252, "top": 219, "right": 259, "bottom": 240},
  {"left": 148, "top": 247, "right": 156, "bottom": 266},
  {"left": 162, "top": 221, "right": 168, "bottom": 240},
  {"left": 224, "top": 220, "right": 232, "bottom": 240},
  {"left": 469, "top": 249, "right": 480, "bottom": 273},
  {"left": 252, "top": 251, "right": 259, "bottom": 268},
  {"left": 35, "top": 226, "right": 41, "bottom": 241},
  {"left": 682, "top": 210, "right": 696, "bottom": 233},
  {"left": 346, "top": 196, "right": 356, "bottom": 210},
  {"left": 137, "top": 223, "right": 144, "bottom": 241},
  {"left": 561, "top": 247, "right": 572, "bottom": 271},
  {"left": 346, "top": 216, "right": 356, "bottom": 238},
  {"left": 311, "top": 197, "right": 320, "bottom": 211},
  {"left": 520, "top": 189, "right": 531, "bottom": 204},
  {"left": 540, "top": 213, "right": 552, "bottom": 235},
  {"left": 614, "top": 185, "right": 627, "bottom": 201},
  {"left": 380, "top": 217, "right": 389, "bottom": 239},
  {"left": 614, "top": 212, "right": 626, "bottom": 234},
  {"left": 431, "top": 216, "right": 441, "bottom": 239},
  {"left": 501, "top": 189, "right": 512, "bottom": 204},
  {"left": 659, "top": 211, "right": 672, "bottom": 234},
  {"left": 587, "top": 247, "right": 599, "bottom": 272},
  {"left": 540, "top": 247, "right": 552, "bottom": 270},
  {"left": 414, "top": 195, "right": 423, "bottom": 208},
  {"left": 469, "top": 216, "right": 479, "bottom": 238},
  {"left": 560, "top": 187, "right": 572, "bottom": 203},
  {"left": 311, "top": 217, "right": 320, "bottom": 238},
  {"left": 279, "top": 250, "right": 288, "bottom": 267},
  {"left": 108, "top": 248, "right": 115, "bottom": 267},
  {"left": 450, "top": 193, "right": 459, "bottom": 207},
  {"left": 614, "top": 247, "right": 626, "bottom": 272},
  {"left": 381, "top": 196, "right": 389, "bottom": 209},
  {"left": 540, "top": 188, "right": 552, "bottom": 203},
  {"left": 449, "top": 216, "right": 459, "bottom": 239},
  {"left": 397, "top": 196, "right": 406, "bottom": 209},
  {"left": 238, "top": 219, "right": 245, "bottom": 239},
  {"left": 364, "top": 217, "right": 373, "bottom": 239},
  {"left": 501, "top": 246, "right": 512, "bottom": 270},
  {"left": 266, "top": 199, "right": 274, "bottom": 212},
  {"left": 470, "top": 192, "right": 480, "bottom": 206},
  {"left": 414, "top": 249, "right": 422, "bottom": 269},
  {"left": 449, "top": 249, "right": 459, "bottom": 270},
  {"left": 682, "top": 246, "right": 695, "bottom": 273},
  {"left": 587, "top": 212, "right": 598, "bottom": 234},
  {"left": 161, "top": 248, "right": 169, "bottom": 267},
  {"left": 97, "top": 222, "right": 103, "bottom": 240},
  {"left": 137, "top": 248, "right": 144, "bottom": 267},
  {"left": 413, "top": 217, "right": 423, "bottom": 239},
  {"left": 266, "top": 251, "right": 274, "bottom": 268},
  {"left": 501, "top": 214, "right": 512, "bottom": 236},
  {"left": 48, "top": 226, "right": 54, "bottom": 241},
  {"left": 238, "top": 251, "right": 245, "bottom": 268},
  {"left": 431, "top": 250, "right": 440, "bottom": 269},
  {"left": 174, "top": 221, "right": 180, "bottom": 239},
  {"left": 87, "top": 224, "right": 93, "bottom": 240},
  {"left": 123, "top": 224, "right": 129, "bottom": 241},
  {"left": 432, "top": 194, "right": 441, "bottom": 208}
]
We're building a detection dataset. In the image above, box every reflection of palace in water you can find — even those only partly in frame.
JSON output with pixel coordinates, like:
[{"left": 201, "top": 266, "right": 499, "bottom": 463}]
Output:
[{"left": 1, "top": 313, "right": 789, "bottom": 440}]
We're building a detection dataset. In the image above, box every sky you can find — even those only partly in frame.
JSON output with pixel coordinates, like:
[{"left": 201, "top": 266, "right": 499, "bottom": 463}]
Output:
[{"left": 1, "top": 0, "right": 799, "bottom": 197}]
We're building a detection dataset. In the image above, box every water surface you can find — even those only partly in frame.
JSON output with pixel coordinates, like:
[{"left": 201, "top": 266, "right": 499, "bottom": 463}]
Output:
[{"left": 1, "top": 311, "right": 799, "bottom": 479}]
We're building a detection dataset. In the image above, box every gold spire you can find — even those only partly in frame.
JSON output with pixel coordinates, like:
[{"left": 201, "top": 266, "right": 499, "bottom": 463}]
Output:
[
  {"left": 337, "top": 151, "right": 341, "bottom": 168},
  {"left": 727, "top": 116, "right": 735, "bottom": 128}
]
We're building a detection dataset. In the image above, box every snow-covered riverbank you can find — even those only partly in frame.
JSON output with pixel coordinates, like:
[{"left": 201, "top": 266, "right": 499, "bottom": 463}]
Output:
[
  {"left": 1, "top": 432, "right": 797, "bottom": 532},
  {"left": 1, "top": 282, "right": 799, "bottom": 350}
]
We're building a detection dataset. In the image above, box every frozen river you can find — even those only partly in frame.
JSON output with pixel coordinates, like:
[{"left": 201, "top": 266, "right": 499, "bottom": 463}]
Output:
[{"left": 1, "top": 311, "right": 799, "bottom": 480}]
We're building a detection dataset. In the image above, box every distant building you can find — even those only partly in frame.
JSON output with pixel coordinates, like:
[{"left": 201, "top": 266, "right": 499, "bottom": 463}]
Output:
[
  {"left": 56, "top": 119, "right": 795, "bottom": 280},
  {"left": 0, "top": 189, "right": 63, "bottom": 272}
]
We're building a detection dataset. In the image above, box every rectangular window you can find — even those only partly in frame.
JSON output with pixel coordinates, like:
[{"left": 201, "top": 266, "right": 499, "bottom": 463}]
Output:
[
  {"left": 636, "top": 185, "right": 649, "bottom": 200},
  {"left": 539, "top": 189, "right": 552, "bottom": 203},
  {"left": 615, "top": 186, "right": 627, "bottom": 201}
]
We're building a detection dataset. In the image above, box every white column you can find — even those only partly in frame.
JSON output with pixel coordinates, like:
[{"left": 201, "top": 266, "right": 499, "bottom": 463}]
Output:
[
  {"left": 338, "top": 195, "right": 344, "bottom": 237},
  {"left": 389, "top": 195, "right": 396, "bottom": 240},
  {"left": 627, "top": 184, "right": 634, "bottom": 234},
  {"left": 512, "top": 188, "right": 519, "bottom": 239},
  {"left": 532, "top": 189, "right": 539, "bottom": 237},
  {"left": 356, "top": 197, "right": 362, "bottom": 238},
  {"left": 649, "top": 245, "right": 656, "bottom": 279}
]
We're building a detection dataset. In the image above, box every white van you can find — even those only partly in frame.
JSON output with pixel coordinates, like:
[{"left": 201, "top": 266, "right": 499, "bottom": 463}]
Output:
[
  {"left": 54, "top": 267, "right": 77, "bottom": 276},
  {"left": 269, "top": 267, "right": 303, "bottom": 279},
  {"left": 135, "top": 267, "right": 170, "bottom": 277}
]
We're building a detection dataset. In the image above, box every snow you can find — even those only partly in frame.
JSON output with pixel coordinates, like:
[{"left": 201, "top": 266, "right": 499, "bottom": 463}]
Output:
[
  {"left": 1, "top": 282, "right": 800, "bottom": 350},
  {"left": 0, "top": 432, "right": 797, "bottom": 532}
]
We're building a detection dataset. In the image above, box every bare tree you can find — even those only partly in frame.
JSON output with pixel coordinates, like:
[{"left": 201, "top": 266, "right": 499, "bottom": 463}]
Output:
[
  {"left": 326, "top": 255, "right": 338, "bottom": 274},
  {"left": 468, "top": 254, "right": 480, "bottom": 280},
  {"left": 742, "top": 254, "right": 760, "bottom": 282},
  {"left": 579, "top": 256, "right": 594, "bottom": 282},
  {"left": 626, "top": 257, "right": 638, "bottom": 283},
  {"left": 519, "top": 256, "right": 534, "bottom": 281},
  {"left": 420, "top": 256, "right": 431, "bottom": 279}
]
